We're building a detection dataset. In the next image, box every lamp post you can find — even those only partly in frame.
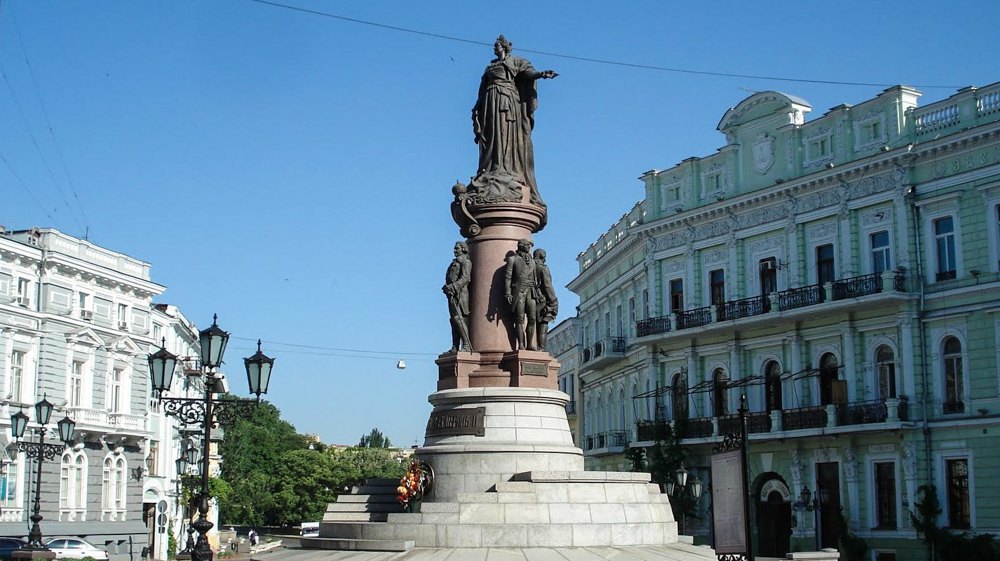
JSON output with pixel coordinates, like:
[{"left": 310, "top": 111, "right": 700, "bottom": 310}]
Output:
[
  {"left": 148, "top": 316, "right": 274, "bottom": 561},
  {"left": 666, "top": 462, "right": 703, "bottom": 535},
  {"left": 9, "top": 396, "right": 76, "bottom": 559},
  {"left": 794, "top": 486, "right": 820, "bottom": 548}
]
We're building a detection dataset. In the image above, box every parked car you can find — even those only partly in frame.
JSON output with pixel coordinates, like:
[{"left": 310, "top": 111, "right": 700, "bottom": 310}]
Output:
[
  {"left": 43, "top": 538, "right": 109, "bottom": 560},
  {"left": 0, "top": 538, "right": 25, "bottom": 561}
]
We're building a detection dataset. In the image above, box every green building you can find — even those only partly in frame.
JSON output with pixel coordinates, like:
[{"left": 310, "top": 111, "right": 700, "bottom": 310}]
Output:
[{"left": 563, "top": 82, "right": 1000, "bottom": 560}]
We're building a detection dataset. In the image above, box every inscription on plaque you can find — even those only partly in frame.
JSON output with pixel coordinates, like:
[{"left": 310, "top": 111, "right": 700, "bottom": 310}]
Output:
[
  {"left": 426, "top": 407, "right": 486, "bottom": 437},
  {"left": 711, "top": 449, "right": 748, "bottom": 554},
  {"left": 521, "top": 362, "right": 548, "bottom": 376}
]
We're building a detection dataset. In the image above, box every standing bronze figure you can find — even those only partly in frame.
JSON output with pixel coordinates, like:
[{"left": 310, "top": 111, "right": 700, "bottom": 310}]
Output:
[
  {"left": 504, "top": 239, "right": 538, "bottom": 350},
  {"left": 533, "top": 248, "right": 558, "bottom": 351},
  {"left": 471, "top": 35, "right": 557, "bottom": 206},
  {"left": 444, "top": 242, "right": 473, "bottom": 352}
]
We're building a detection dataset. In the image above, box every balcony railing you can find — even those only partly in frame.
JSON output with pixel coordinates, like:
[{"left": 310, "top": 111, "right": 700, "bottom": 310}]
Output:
[
  {"left": 837, "top": 399, "right": 887, "bottom": 425},
  {"left": 778, "top": 284, "right": 824, "bottom": 310},
  {"left": 608, "top": 430, "right": 628, "bottom": 447},
  {"left": 678, "top": 417, "right": 714, "bottom": 439},
  {"left": 565, "top": 401, "right": 576, "bottom": 415},
  {"left": 832, "top": 273, "right": 882, "bottom": 299},
  {"left": 635, "top": 271, "right": 908, "bottom": 338},
  {"left": 637, "top": 316, "right": 671, "bottom": 337},
  {"left": 610, "top": 336, "right": 627, "bottom": 353},
  {"left": 782, "top": 406, "right": 828, "bottom": 430},
  {"left": 636, "top": 420, "right": 667, "bottom": 442},
  {"left": 676, "top": 307, "right": 712, "bottom": 329},
  {"left": 718, "top": 295, "right": 767, "bottom": 321},
  {"left": 718, "top": 412, "right": 773, "bottom": 435}
]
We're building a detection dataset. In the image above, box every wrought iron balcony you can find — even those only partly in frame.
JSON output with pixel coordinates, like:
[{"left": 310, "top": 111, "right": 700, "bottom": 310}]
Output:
[
  {"left": 782, "top": 406, "right": 828, "bottom": 430},
  {"left": 581, "top": 337, "right": 627, "bottom": 369},
  {"left": 676, "top": 307, "right": 712, "bottom": 329},
  {"left": 836, "top": 399, "right": 887, "bottom": 425},
  {"left": 718, "top": 411, "right": 773, "bottom": 435},
  {"left": 718, "top": 295, "right": 767, "bottom": 321},
  {"left": 636, "top": 420, "right": 667, "bottom": 442},
  {"left": 637, "top": 315, "right": 671, "bottom": 337},
  {"left": 778, "top": 284, "right": 824, "bottom": 310},
  {"left": 678, "top": 417, "right": 714, "bottom": 439},
  {"left": 832, "top": 272, "right": 882, "bottom": 300}
]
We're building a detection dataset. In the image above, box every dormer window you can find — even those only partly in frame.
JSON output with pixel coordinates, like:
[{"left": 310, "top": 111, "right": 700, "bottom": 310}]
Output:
[{"left": 805, "top": 128, "right": 834, "bottom": 165}]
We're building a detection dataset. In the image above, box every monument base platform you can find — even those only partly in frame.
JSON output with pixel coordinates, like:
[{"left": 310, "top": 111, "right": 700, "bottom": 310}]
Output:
[{"left": 253, "top": 542, "right": 715, "bottom": 561}]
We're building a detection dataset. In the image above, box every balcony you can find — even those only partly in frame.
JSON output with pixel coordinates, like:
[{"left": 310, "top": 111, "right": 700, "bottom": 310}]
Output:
[
  {"left": 583, "top": 430, "right": 629, "bottom": 456},
  {"left": 565, "top": 400, "right": 576, "bottom": 415},
  {"left": 68, "top": 407, "right": 149, "bottom": 437},
  {"left": 635, "top": 271, "right": 908, "bottom": 342},
  {"left": 581, "top": 337, "right": 627, "bottom": 370},
  {"left": 631, "top": 397, "right": 911, "bottom": 446}
]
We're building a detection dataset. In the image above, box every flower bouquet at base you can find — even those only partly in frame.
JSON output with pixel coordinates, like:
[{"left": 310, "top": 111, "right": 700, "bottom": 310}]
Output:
[{"left": 396, "top": 460, "right": 434, "bottom": 513}]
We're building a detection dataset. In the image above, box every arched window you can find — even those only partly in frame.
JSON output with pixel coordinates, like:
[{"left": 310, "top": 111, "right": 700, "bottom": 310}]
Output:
[
  {"left": 102, "top": 455, "right": 127, "bottom": 519},
  {"left": 619, "top": 387, "right": 627, "bottom": 432},
  {"left": 672, "top": 372, "right": 688, "bottom": 419},
  {"left": 819, "top": 353, "right": 840, "bottom": 405},
  {"left": 712, "top": 368, "right": 729, "bottom": 416},
  {"left": 60, "top": 451, "right": 87, "bottom": 518},
  {"left": 595, "top": 397, "right": 604, "bottom": 435},
  {"left": 943, "top": 337, "right": 964, "bottom": 413},
  {"left": 764, "top": 361, "right": 783, "bottom": 412},
  {"left": 875, "top": 345, "right": 897, "bottom": 399}
]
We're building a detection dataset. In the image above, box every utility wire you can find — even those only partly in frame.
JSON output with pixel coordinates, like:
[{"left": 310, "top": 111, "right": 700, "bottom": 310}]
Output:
[
  {"left": 1, "top": 152, "right": 55, "bottom": 223},
  {"left": 230, "top": 335, "right": 438, "bottom": 358},
  {"left": 245, "top": 0, "right": 961, "bottom": 90},
  {"left": 7, "top": 5, "right": 90, "bottom": 232},
  {"left": 0, "top": 67, "right": 85, "bottom": 232}
]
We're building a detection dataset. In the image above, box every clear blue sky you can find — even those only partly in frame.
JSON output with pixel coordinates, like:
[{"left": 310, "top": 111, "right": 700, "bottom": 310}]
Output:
[{"left": 3, "top": 0, "right": 998, "bottom": 446}]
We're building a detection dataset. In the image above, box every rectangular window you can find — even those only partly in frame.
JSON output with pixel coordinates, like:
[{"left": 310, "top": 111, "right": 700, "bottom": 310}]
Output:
[
  {"left": 934, "top": 217, "right": 957, "bottom": 281},
  {"left": 759, "top": 258, "right": 778, "bottom": 296},
  {"left": 615, "top": 305, "right": 623, "bottom": 337},
  {"left": 0, "top": 460, "right": 18, "bottom": 507},
  {"left": 946, "top": 458, "right": 970, "bottom": 529},
  {"left": 817, "top": 244, "right": 835, "bottom": 284},
  {"left": 604, "top": 312, "right": 611, "bottom": 339},
  {"left": 642, "top": 289, "right": 649, "bottom": 319},
  {"left": 874, "top": 462, "right": 897, "bottom": 529},
  {"left": 9, "top": 351, "right": 24, "bottom": 402},
  {"left": 70, "top": 361, "right": 84, "bottom": 408},
  {"left": 110, "top": 368, "right": 123, "bottom": 413},
  {"left": 871, "top": 231, "right": 891, "bottom": 274},
  {"left": 669, "top": 279, "right": 684, "bottom": 313},
  {"left": 152, "top": 323, "right": 162, "bottom": 342},
  {"left": 16, "top": 278, "right": 29, "bottom": 297},
  {"left": 149, "top": 441, "right": 159, "bottom": 477},
  {"left": 709, "top": 269, "right": 725, "bottom": 306},
  {"left": 628, "top": 298, "right": 635, "bottom": 326}
]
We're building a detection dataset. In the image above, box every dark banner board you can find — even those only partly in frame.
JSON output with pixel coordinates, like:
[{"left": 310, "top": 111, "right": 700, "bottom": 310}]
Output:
[
  {"left": 712, "top": 448, "right": 748, "bottom": 554},
  {"left": 425, "top": 407, "right": 486, "bottom": 437}
]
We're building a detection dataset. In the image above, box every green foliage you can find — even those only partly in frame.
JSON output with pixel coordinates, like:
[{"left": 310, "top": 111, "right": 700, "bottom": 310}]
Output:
[
  {"left": 358, "top": 428, "right": 392, "bottom": 448},
  {"left": 218, "top": 402, "right": 405, "bottom": 526},
  {"left": 912, "top": 484, "right": 1000, "bottom": 561},
  {"left": 625, "top": 445, "right": 646, "bottom": 472},
  {"left": 167, "top": 524, "right": 177, "bottom": 560},
  {"left": 218, "top": 399, "right": 310, "bottom": 526},
  {"left": 642, "top": 420, "right": 697, "bottom": 524},
  {"left": 835, "top": 510, "right": 868, "bottom": 561}
]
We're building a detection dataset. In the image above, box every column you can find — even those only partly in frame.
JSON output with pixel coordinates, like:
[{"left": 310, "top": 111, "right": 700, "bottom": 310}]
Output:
[
  {"left": 841, "top": 321, "right": 857, "bottom": 401},
  {"left": 843, "top": 446, "right": 860, "bottom": 532}
]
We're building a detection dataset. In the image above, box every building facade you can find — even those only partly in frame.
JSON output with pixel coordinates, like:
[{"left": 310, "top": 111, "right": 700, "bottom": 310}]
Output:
[
  {"left": 567, "top": 82, "right": 1000, "bottom": 559},
  {"left": 0, "top": 228, "right": 162, "bottom": 558}
]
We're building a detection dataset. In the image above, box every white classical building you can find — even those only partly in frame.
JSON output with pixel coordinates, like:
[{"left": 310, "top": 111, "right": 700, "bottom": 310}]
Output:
[{"left": 0, "top": 227, "right": 219, "bottom": 560}]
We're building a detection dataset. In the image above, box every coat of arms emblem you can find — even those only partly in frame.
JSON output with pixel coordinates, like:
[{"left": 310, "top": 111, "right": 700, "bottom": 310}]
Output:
[{"left": 752, "top": 132, "right": 775, "bottom": 174}]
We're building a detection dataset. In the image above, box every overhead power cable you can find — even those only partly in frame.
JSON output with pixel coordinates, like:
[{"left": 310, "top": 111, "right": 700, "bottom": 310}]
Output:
[
  {"left": 230, "top": 336, "right": 438, "bottom": 359},
  {"left": 7, "top": 6, "right": 90, "bottom": 232},
  {"left": 245, "top": 0, "right": 961, "bottom": 90},
  {"left": 1, "top": 152, "right": 56, "bottom": 223}
]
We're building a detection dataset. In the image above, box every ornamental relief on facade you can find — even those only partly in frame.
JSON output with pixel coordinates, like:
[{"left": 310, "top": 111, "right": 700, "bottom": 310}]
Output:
[
  {"left": 806, "top": 221, "right": 837, "bottom": 242},
  {"left": 701, "top": 247, "right": 727, "bottom": 265},
  {"left": 752, "top": 132, "right": 776, "bottom": 174},
  {"left": 652, "top": 169, "right": 903, "bottom": 251},
  {"left": 663, "top": 259, "right": 686, "bottom": 274}
]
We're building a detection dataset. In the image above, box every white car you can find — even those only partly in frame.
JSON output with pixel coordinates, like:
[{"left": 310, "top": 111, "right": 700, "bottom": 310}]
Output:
[{"left": 43, "top": 538, "right": 109, "bottom": 560}]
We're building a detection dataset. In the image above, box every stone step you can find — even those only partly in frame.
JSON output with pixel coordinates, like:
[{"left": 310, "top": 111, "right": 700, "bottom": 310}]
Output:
[
  {"left": 418, "top": 502, "right": 459, "bottom": 513},
  {"left": 511, "top": 470, "right": 651, "bottom": 483},
  {"left": 337, "top": 494, "right": 401, "bottom": 504},
  {"left": 365, "top": 478, "right": 401, "bottom": 486},
  {"left": 352, "top": 484, "right": 398, "bottom": 495},
  {"left": 492, "top": 481, "right": 535, "bottom": 493},
  {"left": 299, "top": 536, "right": 413, "bottom": 552},
  {"left": 326, "top": 502, "right": 403, "bottom": 513},
  {"left": 322, "top": 512, "right": 389, "bottom": 522}
]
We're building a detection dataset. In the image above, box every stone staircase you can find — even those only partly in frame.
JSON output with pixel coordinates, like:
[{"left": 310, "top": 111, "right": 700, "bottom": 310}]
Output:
[
  {"left": 303, "top": 471, "right": 686, "bottom": 552},
  {"left": 300, "top": 478, "right": 414, "bottom": 552}
]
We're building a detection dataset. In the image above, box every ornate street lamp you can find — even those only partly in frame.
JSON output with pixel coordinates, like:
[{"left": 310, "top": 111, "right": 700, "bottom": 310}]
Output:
[
  {"left": 148, "top": 316, "right": 274, "bottom": 561},
  {"left": 668, "top": 463, "right": 703, "bottom": 536},
  {"left": 10, "top": 396, "right": 76, "bottom": 558}
]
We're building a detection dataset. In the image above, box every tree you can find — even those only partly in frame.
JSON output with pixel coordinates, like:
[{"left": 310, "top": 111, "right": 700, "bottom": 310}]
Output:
[
  {"left": 218, "top": 399, "right": 310, "bottom": 526},
  {"left": 330, "top": 446, "right": 405, "bottom": 485},
  {"left": 358, "top": 428, "right": 392, "bottom": 448},
  {"left": 269, "top": 449, "right": 339, "bottom": 526}
]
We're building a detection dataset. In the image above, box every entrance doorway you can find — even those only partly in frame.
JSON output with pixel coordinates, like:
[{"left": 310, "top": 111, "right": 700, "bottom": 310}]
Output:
[{"left": 755, "top": 476, "right": 791, "bottom": 558}]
